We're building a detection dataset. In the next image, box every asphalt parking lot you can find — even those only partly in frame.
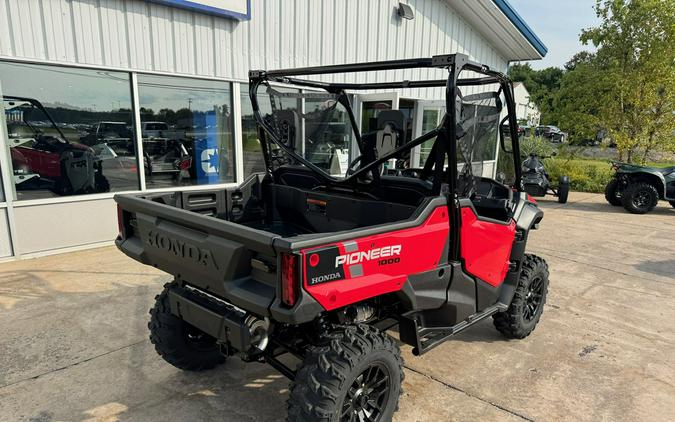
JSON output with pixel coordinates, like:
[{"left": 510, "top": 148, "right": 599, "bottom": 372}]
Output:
[{"left": 1, "top": 192, "right": 674, "bottom": 422}]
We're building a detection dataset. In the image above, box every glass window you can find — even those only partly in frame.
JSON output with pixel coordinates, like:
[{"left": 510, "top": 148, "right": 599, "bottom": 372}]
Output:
[
  {"left": 138, "top": 75, "right": 235, "bottom": 188},
  {"left": 0, "top": 62, "right": 137, "bottom": 200}
]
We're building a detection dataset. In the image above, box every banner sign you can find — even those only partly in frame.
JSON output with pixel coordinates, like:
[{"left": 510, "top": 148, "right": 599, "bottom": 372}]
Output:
[{"left": 149, "top": 0, "right": 250, "bottom": 20}]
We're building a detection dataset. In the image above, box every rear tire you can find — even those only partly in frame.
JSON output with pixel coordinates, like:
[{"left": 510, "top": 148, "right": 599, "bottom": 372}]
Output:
[
  {"left": 604, "top": 179, "right": 622, "bottom": 206},
  {"left": 621, "top": 182, "right": 659, "bottom": 214},
  {"left": 288, "top": 324, "right": 403, "bottom": 422},
  {"left": 95, "top": 173, "right": 110, "bottom": 193},
  {"left": 148, "top": 283, "right": 226, "bottom": 371},
  {"left": 493, "top": 254, "right": 549, "bottom": 339},
  {"left": 557, "top": 177, "right": 569, "bottom": 204}
]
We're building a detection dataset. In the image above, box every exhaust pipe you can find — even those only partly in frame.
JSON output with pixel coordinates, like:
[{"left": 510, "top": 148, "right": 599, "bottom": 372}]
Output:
[{"left": 245, "top": 315, "right": 270, "bottom": 352}]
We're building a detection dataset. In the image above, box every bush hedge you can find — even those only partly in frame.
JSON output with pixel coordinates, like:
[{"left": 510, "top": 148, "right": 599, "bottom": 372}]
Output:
[{"left": 543, "top": 158, "right": 614, "bottom": 193}]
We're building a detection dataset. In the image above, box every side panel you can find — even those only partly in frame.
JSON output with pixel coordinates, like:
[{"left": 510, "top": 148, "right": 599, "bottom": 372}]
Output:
[
  {"left": 301, "top": 207, "right": 450, "bottom": 311},
  {"left": 460, "top": 207, "right": 516, "bottom": 287}
]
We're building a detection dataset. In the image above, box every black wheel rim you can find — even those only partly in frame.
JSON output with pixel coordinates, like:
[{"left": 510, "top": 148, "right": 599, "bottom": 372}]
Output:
[
  {"left": 632, "top": 190, "right": 652, "bottom": 209},
  {"left": 523, "top": 276, "right": 544, "bottom": 321},
  {"left": 341, "top": 362, "right": 391, "bottom": 422}
]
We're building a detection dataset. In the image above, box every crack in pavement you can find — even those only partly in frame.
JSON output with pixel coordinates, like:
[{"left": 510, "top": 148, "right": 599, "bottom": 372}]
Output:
[
  {"left": 0, "top": 340, "right": 146, "bottom": 391},
  {"left": 404, "top": 365, "right": 535, "bottom": 422}
]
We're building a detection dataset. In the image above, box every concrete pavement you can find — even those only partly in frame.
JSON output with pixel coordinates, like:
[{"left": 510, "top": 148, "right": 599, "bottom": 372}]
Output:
[{"left": 1, "top": 192, "right": 674, "bottom": 421}]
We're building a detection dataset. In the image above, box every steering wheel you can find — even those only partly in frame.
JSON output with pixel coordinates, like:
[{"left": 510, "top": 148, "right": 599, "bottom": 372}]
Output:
[{"left": 345, "top": 156, "right": 361, "bottom": 176}]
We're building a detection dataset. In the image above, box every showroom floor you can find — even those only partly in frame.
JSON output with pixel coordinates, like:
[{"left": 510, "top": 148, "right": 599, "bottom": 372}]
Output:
[{"left": 1, "top": 192, "right": 674, "bottom": 422}]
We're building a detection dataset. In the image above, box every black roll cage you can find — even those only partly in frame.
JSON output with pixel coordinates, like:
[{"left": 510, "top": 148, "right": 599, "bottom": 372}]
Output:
[
  {"left": 248, "top": 53, "right": 523, "bottom": 196},
  {"left": 3, "top": 95, "right": 70, "bottom": 142},
  {"left": 249, "top": 54, "right": 523, "bottom": 262}
]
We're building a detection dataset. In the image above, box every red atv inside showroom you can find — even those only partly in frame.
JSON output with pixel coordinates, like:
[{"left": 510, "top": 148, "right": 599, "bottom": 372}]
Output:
[
  {"left": 5, "top": 96, "right": 110, "bottom": 195},
  {"left": 115, "top": 54, "right": 548, "bottom": 422}
]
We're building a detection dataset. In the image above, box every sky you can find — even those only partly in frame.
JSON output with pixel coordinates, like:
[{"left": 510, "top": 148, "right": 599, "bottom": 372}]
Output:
[{"left": 508, "top": 0, "right": 601, "bottom": 69}]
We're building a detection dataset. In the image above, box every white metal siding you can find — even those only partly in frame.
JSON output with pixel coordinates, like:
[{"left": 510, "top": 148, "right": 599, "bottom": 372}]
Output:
[{"left": 0, "top": 0, "right": 508, "bottom": 99}]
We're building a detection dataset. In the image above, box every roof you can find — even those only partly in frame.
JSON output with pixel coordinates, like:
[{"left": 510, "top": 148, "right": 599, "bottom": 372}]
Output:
[
  {"left": 491, "top": 0, "right": 548, "bottom": 57},
  {"left": 448, "top": 0, "right": 548, "bottom": 61}
]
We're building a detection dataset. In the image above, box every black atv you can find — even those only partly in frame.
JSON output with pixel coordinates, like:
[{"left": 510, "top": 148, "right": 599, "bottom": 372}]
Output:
[
  {"left": 605, "top": 161, "right": 675, "bottom": 214},
  {"left": 521, "top": 153, "right": 569, "bottom": 204}
]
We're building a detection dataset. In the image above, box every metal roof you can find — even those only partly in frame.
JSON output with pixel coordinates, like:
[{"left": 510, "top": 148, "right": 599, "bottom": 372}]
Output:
[{"left": 449, "top": 0, "right": 548, "bottom": 61}]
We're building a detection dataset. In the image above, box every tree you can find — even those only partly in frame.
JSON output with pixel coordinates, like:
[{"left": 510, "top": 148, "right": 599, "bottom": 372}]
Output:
[
  {"left": 564, "top": 51, "right": 596, "bottom": 71},
  {"left": 555, "top": 54, "right": 610, "bottom": 143},
  {"left": 579, "top": 0, "right": 675, "bottom": 162},
  {"left": 509, "top": 63, "right": 564, "bottom": 126}
]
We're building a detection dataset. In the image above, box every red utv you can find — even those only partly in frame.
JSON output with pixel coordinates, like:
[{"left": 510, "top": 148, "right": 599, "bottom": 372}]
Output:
[
  {"left": 5, "top": 96, "right": 110, "bottom": 195},
  {"left": 115, "top": 54, "right": 548, "bottom": 421}
]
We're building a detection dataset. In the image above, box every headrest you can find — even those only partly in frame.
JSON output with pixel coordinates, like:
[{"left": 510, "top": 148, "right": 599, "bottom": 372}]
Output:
[{"left": 377, "top": 110, "right": 406, "bottom": 131}]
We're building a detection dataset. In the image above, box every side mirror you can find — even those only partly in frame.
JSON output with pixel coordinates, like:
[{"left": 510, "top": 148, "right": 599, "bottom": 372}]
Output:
[{"left": 499, "top": 116, "right": 513, "bottom": 153}]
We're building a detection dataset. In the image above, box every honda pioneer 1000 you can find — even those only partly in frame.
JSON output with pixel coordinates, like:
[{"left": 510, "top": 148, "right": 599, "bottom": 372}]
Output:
[{"left": 115, "top": 54, "right": 548, "bottom": 421}]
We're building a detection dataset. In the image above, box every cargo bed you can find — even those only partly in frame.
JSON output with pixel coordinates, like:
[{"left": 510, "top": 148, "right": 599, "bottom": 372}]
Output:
[{"left": 115, "top": 172, "right": 434, "bottom": 322}]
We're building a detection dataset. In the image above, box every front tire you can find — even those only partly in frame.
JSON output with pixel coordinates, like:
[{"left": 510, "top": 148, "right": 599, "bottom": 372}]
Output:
[
  {"left": 148, "top": 283, "right": 226, "bottom": 371},
  {"left": 493, "top": 254, "right": 549, "bottom": 339},
  {"left": 669, "top": 201, "right": 675, "bottom": 209},
  {"left": 604, "top": 178, "right": 622, "bottom": 206},
  {"left": 621, "top": 182, "right": 659, "bottom": 214},
  {"left": 288, "top": 324, "right": 403, "bottom": 422}
]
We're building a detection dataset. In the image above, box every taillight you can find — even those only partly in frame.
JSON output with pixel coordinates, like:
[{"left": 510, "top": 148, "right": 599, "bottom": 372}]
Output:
[
  {"left": 178, "top": 157, "right": 192, "bottom": 170},
  {"left": 116, "top": 204, "right": 124, "bottom": 238},
  {"left": 281, "top": 253, "right": 299, "bottom": 307}
]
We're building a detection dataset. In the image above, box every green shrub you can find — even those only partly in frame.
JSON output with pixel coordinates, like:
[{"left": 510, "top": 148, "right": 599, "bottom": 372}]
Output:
[
  {"left": 519, "top": 136, "right": 555, "bottom": 157},
  {"left": 543, "top": 158, "right": 614, "bottom": 193}
]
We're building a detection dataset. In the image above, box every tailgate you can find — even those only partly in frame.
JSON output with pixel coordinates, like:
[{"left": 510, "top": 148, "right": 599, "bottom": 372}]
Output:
[{"left": 115, "top": 194, "right": 280, "bottom": 314}]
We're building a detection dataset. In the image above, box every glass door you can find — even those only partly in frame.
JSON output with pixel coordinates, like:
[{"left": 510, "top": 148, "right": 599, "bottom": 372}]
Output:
[
  {"left": 411, "top": 101, "right": 445, "bottom": 168},
  {"left": 357, "top": 93, "right": 398, "bottom": 134}
]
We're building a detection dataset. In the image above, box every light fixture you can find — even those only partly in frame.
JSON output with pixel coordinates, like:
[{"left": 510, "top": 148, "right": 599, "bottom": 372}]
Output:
[{"left": 397, "top": 3, "right": 414, "bottom": 20}]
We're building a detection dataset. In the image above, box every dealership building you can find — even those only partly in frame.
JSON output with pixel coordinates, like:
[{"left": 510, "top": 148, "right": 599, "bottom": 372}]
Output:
[{"left": 0, "top": 0, "right": 546, "bottom": 260}]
